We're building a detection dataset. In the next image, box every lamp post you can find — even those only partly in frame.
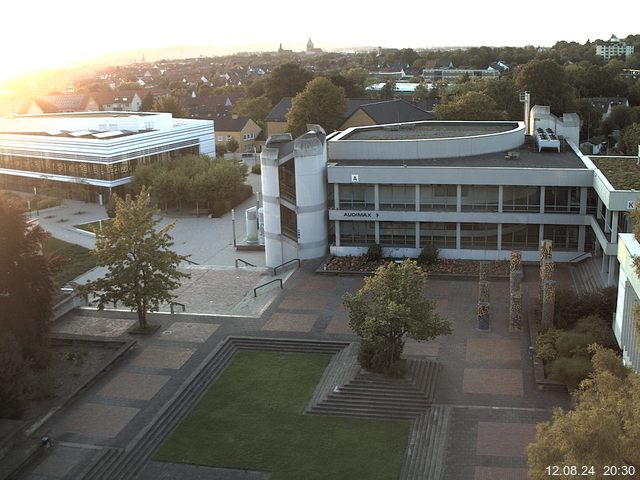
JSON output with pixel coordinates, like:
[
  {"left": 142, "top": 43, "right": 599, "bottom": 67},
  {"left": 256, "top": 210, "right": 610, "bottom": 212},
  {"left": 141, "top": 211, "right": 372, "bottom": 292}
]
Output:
[{"left": 231, "top": 208, "right": 237, "bottom": 248}]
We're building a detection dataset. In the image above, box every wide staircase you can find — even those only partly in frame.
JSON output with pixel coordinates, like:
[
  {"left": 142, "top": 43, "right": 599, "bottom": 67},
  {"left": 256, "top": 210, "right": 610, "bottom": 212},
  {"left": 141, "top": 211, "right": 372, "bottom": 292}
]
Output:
[{"left": 570, "top": 258, "right": 606, "bottom": 293}]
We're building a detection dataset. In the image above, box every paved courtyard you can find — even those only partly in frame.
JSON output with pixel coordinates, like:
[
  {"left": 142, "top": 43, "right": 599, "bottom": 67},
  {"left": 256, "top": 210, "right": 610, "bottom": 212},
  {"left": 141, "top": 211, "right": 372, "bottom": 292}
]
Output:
[{"left": 15, "top": 261, "right": 569, "bottom": 480}]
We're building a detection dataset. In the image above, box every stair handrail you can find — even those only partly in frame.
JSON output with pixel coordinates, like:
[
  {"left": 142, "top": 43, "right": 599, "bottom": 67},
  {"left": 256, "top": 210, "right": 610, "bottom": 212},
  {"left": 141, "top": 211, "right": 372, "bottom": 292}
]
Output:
[
  {"left": 235, "top": 258, "right": 257, "bottom": 268},
  {"left": 273, "top": 258, "right": 301, "bottom": 276},
  {"left": 254, "top": 278, "right": 283, "bottom": 297},
  {"left": 569, "top": 251, "right": 592, "bottom": 263}
]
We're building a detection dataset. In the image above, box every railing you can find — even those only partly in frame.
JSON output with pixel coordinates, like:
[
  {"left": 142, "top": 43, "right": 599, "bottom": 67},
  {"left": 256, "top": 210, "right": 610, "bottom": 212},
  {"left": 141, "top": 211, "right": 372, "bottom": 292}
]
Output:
[
  {"left": 169, "top": 301, "right": 186, "bottom": 314},
  {"left": 273, "top": 258, "right": 301, "bottom": 276},
  {"left": 254, "top": 278, "right": 283, "bottom": 297},
  {"left": 235, "top": 258, "right": 256, "bottom": 268},
  {"left": 184, "top": 258, "right": 200, "bottom": 265},
  {"left": 569, "top": 252, "right": 593, "bottom": 263}
]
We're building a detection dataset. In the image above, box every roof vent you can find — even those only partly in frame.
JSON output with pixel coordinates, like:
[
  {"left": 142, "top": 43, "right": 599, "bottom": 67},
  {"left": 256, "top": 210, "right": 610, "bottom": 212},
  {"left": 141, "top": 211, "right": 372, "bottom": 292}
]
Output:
[{"left": 505, "top": 150, "right": 520, "bottom": 160}]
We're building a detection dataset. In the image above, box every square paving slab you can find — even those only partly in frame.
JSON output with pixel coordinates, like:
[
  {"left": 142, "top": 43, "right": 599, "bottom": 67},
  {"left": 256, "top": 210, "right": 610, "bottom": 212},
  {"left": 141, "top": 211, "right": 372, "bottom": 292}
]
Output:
[
  {"left": 52, "top": 316, "right": 136, "bottom": 337},
  {"left": 261, "top": 313, "right": 318, "bottom": 332},
  {"left": 466, "top": 337, "right": 522, "bottom": 362},
  {"left": 132, "top": 346, "right": 196, "bottom": 370},
  {"left": 59, "top": 403, "right": 139, "bottom": 438},
  {"left": 159, "top": 322, "right": 219, "bottom": 343},
  {"left": 476, "top": 422, "right": 537, "bottom": 456},
  {"left": 278, "top": 293, "right": 331, "bottom": 310},
  {"left": 403, "top": 340, "right": 440, "bottom": 357},
  {"left": 324, "top": 313, "right": 354, "bottom": 335},
  {"left": 98, "top": 372, "right": 170, "bottom": 401},
  {"left": 31, "top": 445, "right": 92, "bottom": 477},
  {"left": 462, "top": 368, "right": 524, "bottom": 396}
]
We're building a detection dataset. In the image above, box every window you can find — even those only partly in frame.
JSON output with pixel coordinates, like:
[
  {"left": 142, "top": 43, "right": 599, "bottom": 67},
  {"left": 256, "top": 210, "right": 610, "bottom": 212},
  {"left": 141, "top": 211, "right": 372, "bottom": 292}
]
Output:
[
  {"left": 420, "top": 222, "right": 456, "bottom": 248},
  {"left": 544, "top": 187, "right": 580, "bottom": 213},
  {"left": 501, "top": 224, "right": 539, "bottom": 249},
  {"left": 280, "top": 205, "right": 297, "bottom": 241},
  {"left": 339, "top": 184, "right": 374, "bottom": 210},
  {"left": 461, "top": 186, "right": 498, "bottom": 211},
  {"left": 420, "top": 185, "right": 457, "bottom": 211},
  {"left": 278, "top": 159, "right": 296, "bottom": 203},
  {"left": 340, "top": 221, "right": 375, "bottom": 245},
  {"left": 460, "top": 223, "right": 498, "bottom": 249},
  {"left": 226, "top": 135, "right": 232, "bottom": 141},
  {"left": 503, "top": 186, "right": 540, "bottom": 212},
  {"left": 379, "top": 222, "right": 415, "bottom": 246},
  {"left": 543, "top": 225, "right": 579, "bottom": 251},
  {"left": 379, "top": 185, "right": 415, "bottom": 210}
]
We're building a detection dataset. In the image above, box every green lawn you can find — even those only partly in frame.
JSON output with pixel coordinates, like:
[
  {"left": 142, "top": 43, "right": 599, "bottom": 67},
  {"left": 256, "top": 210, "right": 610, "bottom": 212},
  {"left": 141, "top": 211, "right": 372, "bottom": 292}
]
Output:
[
  {"left": 42, "top": 237, "right": 96, "bottom": 285},
  {"left": 73, "top": 218, "right": 111, "bottom": 233},
  {"left": 156, "top": 351, "right": 411, "bottom": 480}
]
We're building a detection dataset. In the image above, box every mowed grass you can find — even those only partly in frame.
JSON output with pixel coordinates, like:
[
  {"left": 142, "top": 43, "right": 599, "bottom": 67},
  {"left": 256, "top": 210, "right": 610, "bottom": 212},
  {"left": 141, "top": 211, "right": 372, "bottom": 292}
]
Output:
[
  {"left": 155, "top": 350, "right": 411, "bottom": 480},
  {"left": 42, "top": 237, "right": 96, "bottom": 285}
]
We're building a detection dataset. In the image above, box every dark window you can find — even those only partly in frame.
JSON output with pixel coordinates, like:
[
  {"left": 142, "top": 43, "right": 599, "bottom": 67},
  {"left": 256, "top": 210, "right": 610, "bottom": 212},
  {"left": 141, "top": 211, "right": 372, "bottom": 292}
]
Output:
[
  {"left": 280, "top": 204, "right": 297, "bottom": 241},
  {"left": 502, "top": 186, "right": 540, "bottom": 212},
  {"left": 419, "top": 222, "right": 456, "bottom": 248},
  {"left": 543, "top": 224, "right": 579, "bottom": 251},
  {"left": 461, "top": 185, "right": 498, "bottom": 212},
  {"left": 379, "top": 185, "right": 415, "bottom": 211},
  {"left": 278, "top": 159, "right": 296, "bottom": 203},
  {"left": 339, "top": 184, "right": 374, "bottom": 210},
  {"left": 420, "top": 185, "right": 457, "bottom": 211},
  {"left": 379, "top": 221, "right": 416, "bottom": 246},
  {"left": 340, "top": 221, "right": 375, "bottom": 246},
  {"left": 460, "top": 223, "right": 498, "bottom": 249},
  {"left": 501, "top": 223, "right": 539, "bottom": 249}
]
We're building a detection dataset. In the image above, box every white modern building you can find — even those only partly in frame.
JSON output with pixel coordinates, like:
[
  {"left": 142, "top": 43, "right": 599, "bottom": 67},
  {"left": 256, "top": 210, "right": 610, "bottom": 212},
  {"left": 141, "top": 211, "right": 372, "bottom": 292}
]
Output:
[
  {"left": 0, "top": 111, "right": 214, "bottom": 202},
  {"left": 596, "top": 35, "right": 635, "bottom": 61},
  {"left": 615, "top": 233, "right": 640, "bottom": 371}
]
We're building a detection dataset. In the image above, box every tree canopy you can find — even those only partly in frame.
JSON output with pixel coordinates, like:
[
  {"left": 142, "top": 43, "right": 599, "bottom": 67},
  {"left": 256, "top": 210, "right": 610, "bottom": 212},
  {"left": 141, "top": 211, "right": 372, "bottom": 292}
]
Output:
[
  {"left": 528, "top": 346, "right": 640, "bottom": 478},
  {"left": 152, "top": 95, "right": 188, "bottom": 117},
  {"left": 620, "top": 123, "right": 640, "bottom": 156},
  {"left": 85, "top": 188, "right": 189, "bottom": 329},
  {"left": 435, "top": 91, "right": 507, "bottom": 120},
  {"left": 0, "top": 194, "right": 58, "bottom": 360},
  {"left": 342, "top": 260, "right": 452, "bottom": 373},
  {"left": 515, "top": 59, "right": 576, "bottom": 115},
  {"left": 232, "top": 95, "right": 272, "bottom": 127},
  {"left": 286, "top": 77, "right": 347, "bottom": 137},
  {"left": 265, "top": 63, "right": 314, "bottom": 104}
]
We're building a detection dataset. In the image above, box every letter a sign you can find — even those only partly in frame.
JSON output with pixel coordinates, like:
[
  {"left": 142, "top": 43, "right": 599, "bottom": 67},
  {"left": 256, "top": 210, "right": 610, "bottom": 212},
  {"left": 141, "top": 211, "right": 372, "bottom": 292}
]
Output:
[{"left": 351, "top": 174, "right": 359, "bottom": 183}]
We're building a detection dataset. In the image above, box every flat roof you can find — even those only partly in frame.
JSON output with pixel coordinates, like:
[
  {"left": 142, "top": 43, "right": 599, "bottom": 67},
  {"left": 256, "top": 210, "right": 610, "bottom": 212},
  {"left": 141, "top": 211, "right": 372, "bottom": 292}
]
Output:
[
  {"left": 330, "top": 145, "right": 587, "bottom": 169},
  {"left": 341, "top": 122, "right": 518, "bottom": 141},
  {"left": 9, "top": 112, "right": 158, "bottom": 119},
  {"left": 591, "top": 156, "right": 640, "bottom": 190}
]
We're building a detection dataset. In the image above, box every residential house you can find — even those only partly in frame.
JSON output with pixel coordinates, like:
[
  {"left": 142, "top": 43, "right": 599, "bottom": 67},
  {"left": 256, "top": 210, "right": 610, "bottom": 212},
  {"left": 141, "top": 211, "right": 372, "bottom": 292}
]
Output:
[
  {"left": 339, "top": 99, "right": 434, "bottom": 129},
  {"left": 38, "top": 94, "right": 99, "bottom": 113},
  {"left": 589, "top": 97, "right": 630, "bottom": 120},
  {"left": 214, "top": 115, "right": 262, "bottom": 153},
  {"left": 185, "top": 94, "right": 243, "bottom": 119},
  {"left": 92, "top": 91, "right": 143, "bottom": 112}
]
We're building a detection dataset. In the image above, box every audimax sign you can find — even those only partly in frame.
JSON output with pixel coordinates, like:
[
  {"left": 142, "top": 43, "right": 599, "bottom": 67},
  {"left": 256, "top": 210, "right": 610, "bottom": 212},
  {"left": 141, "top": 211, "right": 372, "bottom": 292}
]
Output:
[{"left": 342, "top": 211, "right": 380, "bottom": 218}]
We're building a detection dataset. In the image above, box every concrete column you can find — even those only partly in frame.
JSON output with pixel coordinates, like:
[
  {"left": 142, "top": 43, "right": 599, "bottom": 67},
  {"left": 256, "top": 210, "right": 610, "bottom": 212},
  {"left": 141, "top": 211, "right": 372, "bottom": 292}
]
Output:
[
  {"left": 498, "top": 185, "right": 504, "bottom": 213},
  {"left": 415, "top": 185, "right": 420, "bottom": 212},
  {"left": 335, "top": 221, "right": 341, "bottom": 247},
  {"left": 602, "top": 253, "right": 607, "bottom": 274},
  {"left": 579, "top": 187, "right": 588, "bottom": 215},
  {"left": 597, "top": 196, "right": 603, "bottom": 220},
  {"left": 415, "top": 222, "right": 420, "bottom": 249},
  {"left": 612, "top": 211, "right": 619, "bottom": 240},
  {"left": 539, "top": 186, "right": 545, "bottom": 214},
  {"left": 497, "top": 224, "right": 503, "bottom": 251},
  {"left": 456, "top": 222, "right": 461, "bottom": 250},
  {"left": 608, "top": 255, "right": 616, "bottom": 286},
  {"left": 578, "top": 225, "right": 586, "bottom": 252},
  {"left": 539, "top": 224, "right": 544, "bottom": 244},
  {"left": 457, "top": 185, "right": 462, "bottom": 213},
  {"left": 605, "top": 208, "right": 611, "bottom": 233},
  {"left": 333, "top": 183, "right": 340, "bottom": 210},
  {"left": 374, "top": 184, "right": 380, "bottom": 210},
  {"left": 375, "top": 221, "right": 380, "bottom": 244}
]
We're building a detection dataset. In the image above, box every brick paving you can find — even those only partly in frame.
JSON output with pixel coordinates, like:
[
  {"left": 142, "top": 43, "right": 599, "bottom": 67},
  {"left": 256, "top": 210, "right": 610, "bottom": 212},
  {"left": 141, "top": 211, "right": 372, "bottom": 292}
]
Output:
[{"left": 17, "top": 261, "right": 573, "bottom": 480}]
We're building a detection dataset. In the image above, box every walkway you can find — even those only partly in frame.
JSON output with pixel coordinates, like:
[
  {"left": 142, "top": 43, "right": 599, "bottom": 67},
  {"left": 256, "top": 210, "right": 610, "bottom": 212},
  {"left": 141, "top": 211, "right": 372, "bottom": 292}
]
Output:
[{"left": 13, "top": 260, "right": 569, "bottom": 480}]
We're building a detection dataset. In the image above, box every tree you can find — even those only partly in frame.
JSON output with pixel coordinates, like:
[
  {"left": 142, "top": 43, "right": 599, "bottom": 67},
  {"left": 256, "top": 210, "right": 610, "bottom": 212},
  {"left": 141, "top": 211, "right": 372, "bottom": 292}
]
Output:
[
  {"left": 620, "top": 123, "right": 640, "bottom": 156},
  {"left": 226, "top": 137, "right": 239, "bottom": 153},
  {"left": 342, "top": 260, "right": 452, "bottom": 374},
  {"left": 140, "top": 92, "right": 155, "bottom": 111},
  {"left": 232, "top": 95, "right": 272, "bottom": 127},
  {"left": 515, "top": 59, "right": 576, "bottom": 115},
  {"left": 152, "top": 95, "right": 188, "bottom": 117},
  {"left": 528, "top": 346, "right": 640, "bottom": 478},
  {"left": 85, "top": 188, "right": 189, "bottom": 329},
  {"left": 286, "top": 77, "right": 347, "bottom": 137},
  {"left": 380, "top": 80, "right": 396, "bottom": 100},
  {"left": 0, "top": 194, "right": 58, "bottom": 362},
  {"left": 265, "top": 63, "right": 314, "bottom": 104},
  {"left": 412, "top": 83, "right": 430, "bottom": 104},
  {"left": 0, "top": 333, "right": 29, "bottom": 418},
  {"left": 435, "top": 91, "right": 507, "bottom": 120}
]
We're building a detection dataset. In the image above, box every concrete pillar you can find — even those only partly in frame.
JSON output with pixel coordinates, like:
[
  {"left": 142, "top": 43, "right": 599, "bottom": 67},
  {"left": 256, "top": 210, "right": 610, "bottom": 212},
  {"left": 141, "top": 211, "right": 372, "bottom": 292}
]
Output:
[
  {"left": 333, "top": 183, "right": 340, "bottom": 210},
  {"left": 456, "top": 222, "right": 461, "bottom": 250},
  {"left": 612, "top": 211, "right": 619, "bottom": 240},
  {"left": 579, "top": 187, "right": 588, "bottom": 215},
  {"left": 415, "top": 222, "right": 420, "bottom": 249},
  {"left": 375, "top": 221, "right": 380, "bottom": 244},
  {"left": 477, "top": 302, "right": 490, "bottom": 331},
  {"left": 541, "top": 280, "right": 556, "bottom": 329},
  {"left": 479, "top": 261, "right": 489, "bottom": 281},
  {"left": 608, "top": 255, "right": 616, "bottom": 286},
  {"left": 510, "top": 290, "right": 522, "bottom": 331},
  {"left": 539, "top": 186, "right": 545, "bottom": 214},
  {"left": 415, "top": 185, "right": 420, "bottom": 212},
  {"left": 335, "top": 221, "right": 341, "bottom": 247},
  {"left": 539, "top": 224, "right": 544, "bottom": 244},
  {"left": 578, "top": 225, "right": 586, "bottom": 252},
  {"left": 374, "top": 184, "right": 380, "bottom": 210},
  {"left": 456, "top": 185, "right": 462, "bottom": 213},
  {"left": 497, "top": 224, "right": 502, "bottom": 251},
  {"left": 478, "top": 280, "right": 490, "bottom": 303},
  {"left": 498, "top": 185, "right": 504, "bottom": 213}
]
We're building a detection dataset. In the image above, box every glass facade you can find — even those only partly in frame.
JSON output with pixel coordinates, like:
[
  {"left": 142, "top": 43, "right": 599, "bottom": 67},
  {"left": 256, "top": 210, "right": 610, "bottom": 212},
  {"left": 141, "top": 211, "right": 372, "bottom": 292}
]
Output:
[
  {"left": 460, "top": 223, "right": 499, "bottom": 249},
  {"left": 339, "top": 184, "right": 374, "bottom": 210},
  {"left": 543, "top": 224, "right": 579, "bottom": 251},
  {"left": 461, "top": 185, "right": 498, "bottom": 211},
  {"left": 379, "top": 185, "right": 415, "bottom": 210},
  {"left": 379, "top": 222, "right": 415, "bottom": 246},
  {"left": 278, "top": 159, "right": 296, "bottom": 203},
  {"left": 420, "top": 185, "right": 457, "bottom": 211},
  {"left": 340, "top": 221, "right": 375, "bottom": 245},
  {"left": 503, "top": 186, "right": 540, "bottom": 212},
  {"left": 501, "top": 224, "right": 539, "bottom": 249},
  {"left": 420, "top": 222, "right": 456, "bottom": 248},
  {"left": 544, "top": 187, "right": 580, "bottom": 213}
]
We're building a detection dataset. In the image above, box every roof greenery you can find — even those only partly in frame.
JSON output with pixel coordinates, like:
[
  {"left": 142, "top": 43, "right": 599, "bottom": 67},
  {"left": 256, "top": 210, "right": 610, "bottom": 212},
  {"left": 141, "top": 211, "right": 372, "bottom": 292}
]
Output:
[{"left": 593, "top": 158, "right": 640, "bottom": 190}]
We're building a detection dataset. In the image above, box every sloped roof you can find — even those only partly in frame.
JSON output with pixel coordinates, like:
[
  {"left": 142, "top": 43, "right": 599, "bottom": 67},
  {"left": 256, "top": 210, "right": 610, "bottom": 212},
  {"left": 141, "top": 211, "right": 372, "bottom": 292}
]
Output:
[
  {"left": 214, "top": 115, "right": 251, "bottom": 132},
  {"left": 588, "top": 97, "right": 629, "bottom": 115},
  {"left": 265, "top": 97, "right": 391, "bottom": 123},
  {"left": 357, "top": 99, "right": 434, "bottom": 124},
  {"left": 39, "top": 94, "right": 95, "bottom": 111}
]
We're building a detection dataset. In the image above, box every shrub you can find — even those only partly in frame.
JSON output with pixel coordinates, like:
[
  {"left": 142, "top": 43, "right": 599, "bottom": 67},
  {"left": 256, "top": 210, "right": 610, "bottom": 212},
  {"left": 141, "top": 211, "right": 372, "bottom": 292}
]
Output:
[
  {"left": 535, "top": 328, "right": 561, "bottom": 363},
  {"left": 417, "top": 245, "right": 439, "bottom": 267},
  {"left": 365, "top": 244, "right": 383, "bottom": 262},
  {"left": 210, "top": 184, "right": 253, "bottom": 217},
  {"left": 554, "top": 286, "right": 618, "bottom": 329},
  {"left": 572, "top": 315, "right": 617, "bottom": 349},
  {"left": 555, "top": 332, "right": 595, "bottom": 358},
  {"left": 216, "top": 144, "right": 228, "bottom": 157},
  {"left": 251, "top": 164, "right": 261, "bottom": 175},
  {"left": 548, "top": 356, "right": 593, "bottom": 388},
  {"left": 0, "top": 333, "right": 28, "bottom": 419}
]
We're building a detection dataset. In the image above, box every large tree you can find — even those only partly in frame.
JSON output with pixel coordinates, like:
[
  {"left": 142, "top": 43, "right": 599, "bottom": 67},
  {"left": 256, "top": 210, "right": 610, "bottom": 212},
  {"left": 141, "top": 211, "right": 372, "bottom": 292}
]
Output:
[
  {"left": 85, "top": 188, "right": 189, "bottom": 329},
  {"left": 265, "top": 63, "right": 314, "bottom": 104},
  {"left": 152, "top": 95, "right": 188, "bottom": 118},
  {"left": 286, "top": 77, "right": 347, "bottom": 137},
  {"left": 342, "top": 260, "right": 452, "bottom": 373},
  {"left": 232, "top": 95, "right": 272, "bottom": 127},
  {"left": 528, "top": 347, "right": 640, "bottom": 478},
  {"left": 435, "top": 91, "right": 507, "bottom": 120},
  {"left": 620, "top": 123, "right": 640, "bottom": 156},
  {"left": 0, "top": 194, "right": 58, "bottom": 360},
  {"left": 515, "top": 59, "right": 576, "bottom": 115}
]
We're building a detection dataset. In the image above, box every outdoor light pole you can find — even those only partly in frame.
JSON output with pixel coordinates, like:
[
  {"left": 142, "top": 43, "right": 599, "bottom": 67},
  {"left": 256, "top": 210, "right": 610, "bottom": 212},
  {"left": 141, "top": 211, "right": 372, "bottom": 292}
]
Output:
[{"left": 231, "top": 208, "right": 237, "bottom": 248}]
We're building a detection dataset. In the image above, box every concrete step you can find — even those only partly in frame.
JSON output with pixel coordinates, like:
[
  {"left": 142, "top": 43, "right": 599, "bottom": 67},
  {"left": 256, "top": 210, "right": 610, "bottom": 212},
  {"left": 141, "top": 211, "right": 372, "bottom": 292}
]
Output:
[
  {"left": 309, "top": 405, "right": 419, "bottom": 419},
  {"left": 325, "top": 395, "right": 429, "bottom": 410}
]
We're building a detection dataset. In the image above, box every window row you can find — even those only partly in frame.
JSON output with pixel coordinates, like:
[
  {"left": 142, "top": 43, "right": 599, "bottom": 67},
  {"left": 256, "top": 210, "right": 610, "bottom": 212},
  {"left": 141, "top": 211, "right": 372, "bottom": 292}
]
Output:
[
  {"left": 337, "top": 184, "right": 583, "bottom": 213},
  {"left": 339, "top": 221, "right": 580, "bottom": 251}
]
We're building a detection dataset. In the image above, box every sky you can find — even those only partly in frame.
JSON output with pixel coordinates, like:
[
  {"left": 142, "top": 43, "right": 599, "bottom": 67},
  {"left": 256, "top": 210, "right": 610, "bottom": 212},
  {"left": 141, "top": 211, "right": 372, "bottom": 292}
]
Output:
[{"left": 1, "top": 0, "right": 638, "bottom": 83}]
